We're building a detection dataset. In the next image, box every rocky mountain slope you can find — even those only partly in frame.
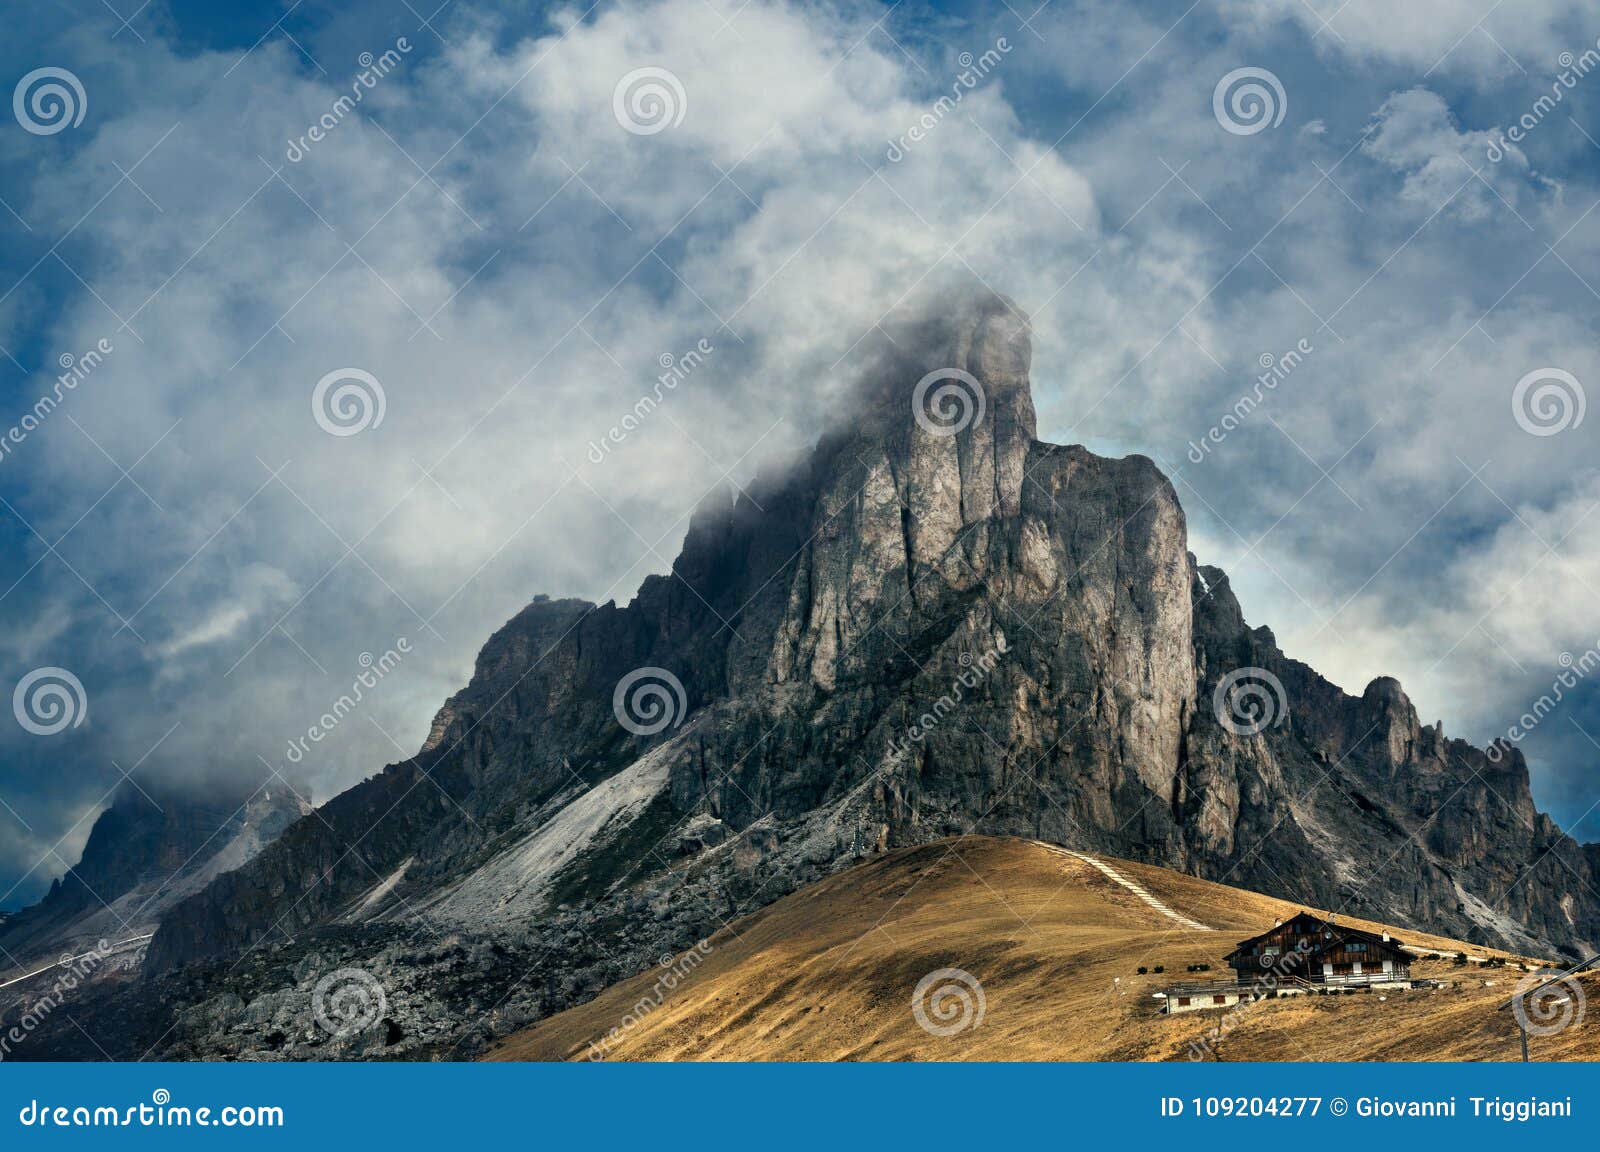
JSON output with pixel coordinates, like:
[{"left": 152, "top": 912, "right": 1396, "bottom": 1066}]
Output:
[{"left": 22, "top": 291, "right": 1597, "bottom": 1060}]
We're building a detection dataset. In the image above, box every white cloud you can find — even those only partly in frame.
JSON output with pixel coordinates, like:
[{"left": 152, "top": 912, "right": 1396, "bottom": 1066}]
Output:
[
  {"left": 1362, "top": 87, "right": 1548, "bottom": 220},
  {"left": 1223, "top": 0, "right": 1592, "bottom": 77}
]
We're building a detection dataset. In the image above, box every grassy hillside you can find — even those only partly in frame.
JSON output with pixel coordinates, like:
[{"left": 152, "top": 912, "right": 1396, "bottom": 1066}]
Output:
[{"left": 487, "top": 837, "right": 1596, "bottom": 1062}]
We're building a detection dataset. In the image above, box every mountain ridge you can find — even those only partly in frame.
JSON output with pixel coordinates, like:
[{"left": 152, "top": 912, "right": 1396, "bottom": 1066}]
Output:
[{"left": 45, "top": 290, "right": 1597, "bottom": 1058}]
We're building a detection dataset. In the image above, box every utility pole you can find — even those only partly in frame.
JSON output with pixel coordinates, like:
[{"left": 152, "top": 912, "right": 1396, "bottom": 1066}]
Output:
[{"left": 1498, "top": 950, "right": 1597, "bottom": 1062}]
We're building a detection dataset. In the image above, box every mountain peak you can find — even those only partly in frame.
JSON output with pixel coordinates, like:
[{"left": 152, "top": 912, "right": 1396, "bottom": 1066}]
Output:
[
  {"left": 852, "top": 290, "right": 1036, "bottom": 447},
  {"left": 120, "top": 299, "right": 1600, "bottom": 1059}
]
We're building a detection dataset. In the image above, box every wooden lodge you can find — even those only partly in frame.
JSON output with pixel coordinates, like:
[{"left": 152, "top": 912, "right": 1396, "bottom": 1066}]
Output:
[
  {"left": 1224, "top": 911, "right": 1411, "bottom": 985},
  {"left": 1159, "top": 911, "right": 1415, "bottom": 1014}
]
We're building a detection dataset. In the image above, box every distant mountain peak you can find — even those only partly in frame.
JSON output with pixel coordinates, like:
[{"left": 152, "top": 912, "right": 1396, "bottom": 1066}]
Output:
[{"left": 0, "top": 780, "right": 308, "bottom": 967}]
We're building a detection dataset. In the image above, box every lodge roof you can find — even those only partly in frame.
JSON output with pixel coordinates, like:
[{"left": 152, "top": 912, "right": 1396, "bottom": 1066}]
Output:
[{"left": 1224, "top": 911, "right": 1408, "bottom": 964}]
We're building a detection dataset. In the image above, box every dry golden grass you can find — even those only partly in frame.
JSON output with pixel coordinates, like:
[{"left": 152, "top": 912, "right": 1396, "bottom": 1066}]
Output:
[{"left": 486, "top": 836, "right": 1599, "bottom": 1062}]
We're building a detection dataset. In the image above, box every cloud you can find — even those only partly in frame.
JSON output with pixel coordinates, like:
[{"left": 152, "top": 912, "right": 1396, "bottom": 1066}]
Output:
[
  {"left": 1362, "top": 87, "right": 1549, "bottom": 220},
  {"left": 1222, "top": 0, "right": 1594, "bottom": 77}
]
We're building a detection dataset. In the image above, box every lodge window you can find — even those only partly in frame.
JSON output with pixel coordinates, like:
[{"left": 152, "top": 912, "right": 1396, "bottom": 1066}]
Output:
[
  {"left": 1347, "top": 942, "right": 1367, "bottom": 953},
  {"left": 1212, "top": 995, "right": 1226, "bottom": 1004},
  {"left": 1261, "top": 945, "right": 1281, "bottom": 958},
  {"left": 1177, "top": 997, "right": 1191, "bottom": 1006}
]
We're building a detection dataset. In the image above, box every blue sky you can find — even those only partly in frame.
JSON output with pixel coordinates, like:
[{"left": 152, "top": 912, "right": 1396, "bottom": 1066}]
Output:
[{"left": 2, "top": 0, "right": 1599, "bottom": 909}]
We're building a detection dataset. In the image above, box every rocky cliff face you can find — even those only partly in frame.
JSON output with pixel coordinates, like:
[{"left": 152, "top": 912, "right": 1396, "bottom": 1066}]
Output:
[{"left": 114, "top": 293, "right": 1598, "bottom": 1058}]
